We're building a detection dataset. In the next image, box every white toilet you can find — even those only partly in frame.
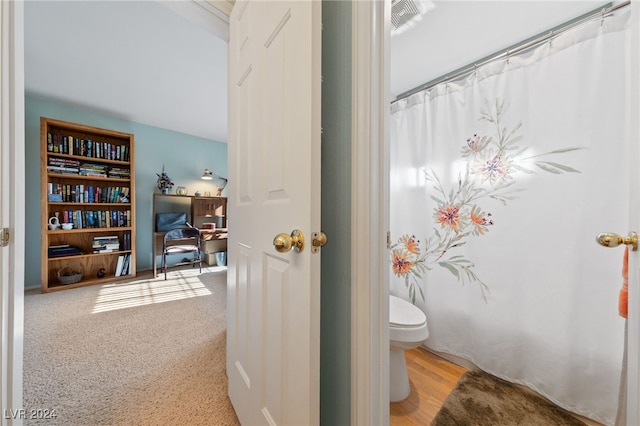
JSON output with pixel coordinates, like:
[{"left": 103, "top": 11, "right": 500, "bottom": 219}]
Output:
[{"left": 389, "top": 295, "right": 429, "bottom": 402}]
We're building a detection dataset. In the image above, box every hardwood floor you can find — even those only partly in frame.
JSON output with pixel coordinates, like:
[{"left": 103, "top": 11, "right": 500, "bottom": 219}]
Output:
[
  {"left": 390, "top": 347, "right": 604, "bottom": 426},
  {"left": 390, "top": 347, "right": 468, "bottom": 425}
]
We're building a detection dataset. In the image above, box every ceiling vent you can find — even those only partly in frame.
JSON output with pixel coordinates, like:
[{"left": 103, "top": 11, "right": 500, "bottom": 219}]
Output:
[{"left": 391, "top": 0, "right": 421, "bottom": 30}]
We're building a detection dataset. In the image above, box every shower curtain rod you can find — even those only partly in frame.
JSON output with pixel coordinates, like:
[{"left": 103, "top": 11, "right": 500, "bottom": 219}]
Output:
[{"left": 393, "top": 1, "right": 630, "bottom": 103}]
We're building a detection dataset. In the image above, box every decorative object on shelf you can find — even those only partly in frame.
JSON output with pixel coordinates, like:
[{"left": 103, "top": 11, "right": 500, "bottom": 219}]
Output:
[
  {"left": 57, "top": 265, "right": 83, "bottom": 285},
  {"left": 97, "top": 268, "right": 106, "bottom": 278},
  {"left": 176, "top": 186, "right": 187, "bottom": 196},
  {"left": 194, "top": 190, "right": 202, "bottom": 197},
  {"left": 62, "top": 222, "right": 73, "bottom": 230},
  {"left": 200, "top": 169, "right": 228, "bottom": 196},
  {"left": 48, "top": 215, "right": 61, "bottom": 230},
  {"left": 156, "top": 165, "right": 175, "bottom": 194}
]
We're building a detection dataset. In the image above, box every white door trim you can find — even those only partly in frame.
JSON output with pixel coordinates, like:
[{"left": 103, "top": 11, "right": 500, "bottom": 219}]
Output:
[
  {"left": 350, "top": 1, "right": 390, "bottom": 424},
  {"left": 0, "top": 0, "right": 25, "bottom": 423}
]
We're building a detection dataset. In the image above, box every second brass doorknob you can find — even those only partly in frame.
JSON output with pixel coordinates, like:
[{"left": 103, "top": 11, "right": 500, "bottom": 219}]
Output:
[{"left": 596, "top": 232, "right": 638, "bottom": 251}]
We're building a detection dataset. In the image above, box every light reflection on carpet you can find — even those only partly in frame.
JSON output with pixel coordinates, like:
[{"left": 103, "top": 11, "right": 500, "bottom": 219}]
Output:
[{"left": 92, "top": 269, "right": 215, "bottom": 313}]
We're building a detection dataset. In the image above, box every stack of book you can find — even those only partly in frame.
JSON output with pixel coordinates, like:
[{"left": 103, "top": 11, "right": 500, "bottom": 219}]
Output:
[
  {"left": 48, "top": 244, "right": 82, "bottom": 258},
  {"left": 79, "top": 162, "right": 108, "bottom": 177},
  {"left": 108, "top": 167, "right": 130, "bottom": 179},
  {"left": 47, "top": 157, "right": 80, "bottom": 175},
  {"left": 92, "top": 236, "right": 120, "bottom": 253}
]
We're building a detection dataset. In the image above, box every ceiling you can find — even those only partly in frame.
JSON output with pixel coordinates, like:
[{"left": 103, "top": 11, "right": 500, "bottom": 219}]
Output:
[
  {"left": 24, "top": 0, "right": 231, "bottom": 142},
  {"left": 24, "top": 1, "right": 609, "bottom": 143}
]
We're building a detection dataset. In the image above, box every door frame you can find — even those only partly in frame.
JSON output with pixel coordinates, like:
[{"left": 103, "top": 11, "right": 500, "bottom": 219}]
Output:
[
  {"left": 1, "top": 0, "right": 25, "bottom": 422},
  {"left": 350, "top": 1, "right": 390, "bottom": 425},
  {"left": 628, "top": 2, "right": 640, "bottom": 424},
  {"left": 360, "top": 1, "right": 640, "bottom": 424}
]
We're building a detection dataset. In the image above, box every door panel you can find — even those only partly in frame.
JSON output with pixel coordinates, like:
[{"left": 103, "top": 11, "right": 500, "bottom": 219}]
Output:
[
  {"left": 262, "top": 254, "right": 289, "bottom": 424},
  {"left": 230, "top": 244, "right": 251, "bottom": 387},
  {"left": 227, "top": 1, "right": 321, "bottom": 425}
]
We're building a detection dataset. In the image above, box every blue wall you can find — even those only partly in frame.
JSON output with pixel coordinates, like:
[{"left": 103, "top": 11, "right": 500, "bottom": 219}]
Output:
[{"left": 25, "top": 95, "right": 227, "bottom": 289}]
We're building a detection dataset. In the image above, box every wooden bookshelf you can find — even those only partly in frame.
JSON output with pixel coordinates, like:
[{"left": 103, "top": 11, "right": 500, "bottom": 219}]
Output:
[{"left": 40, "top": 117, "right": 136, "bottom": 293}]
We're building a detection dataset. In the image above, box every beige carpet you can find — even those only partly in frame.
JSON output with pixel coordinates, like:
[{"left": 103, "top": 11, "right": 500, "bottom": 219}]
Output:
[
  {"left": 23, "top": 268, "right": 239, "bottom": 426},
  {"left": 432, "top": 370, "right": 587, "bottom": 426}
]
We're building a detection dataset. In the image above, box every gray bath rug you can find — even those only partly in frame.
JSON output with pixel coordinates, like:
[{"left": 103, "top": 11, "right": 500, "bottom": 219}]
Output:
[{"left": 431, "top": 370, "right": 587, "bottom": 426}]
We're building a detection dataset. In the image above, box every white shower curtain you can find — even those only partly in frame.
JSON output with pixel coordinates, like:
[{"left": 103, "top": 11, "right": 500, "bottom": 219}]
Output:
[{"left": 390, "top": 10, "right": 631, "bottom": 425}]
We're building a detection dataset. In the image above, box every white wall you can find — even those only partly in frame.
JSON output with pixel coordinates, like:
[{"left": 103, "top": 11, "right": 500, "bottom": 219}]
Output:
[{"left": 391, "top": 0, "right": 613, "bottom": 98}]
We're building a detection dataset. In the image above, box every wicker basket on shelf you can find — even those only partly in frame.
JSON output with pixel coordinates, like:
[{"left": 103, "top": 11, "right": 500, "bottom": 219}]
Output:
[{"left": 57, "top": 265, "right": 83, "bottom": 285}]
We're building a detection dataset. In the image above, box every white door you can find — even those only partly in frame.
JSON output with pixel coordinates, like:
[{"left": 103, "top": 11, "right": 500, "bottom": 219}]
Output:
[
  {"left": 626, "top": 4, "right": 640, "bottom": 424},
  {"left": 226, "top": 1, "right": 321, "bottom": 425}
]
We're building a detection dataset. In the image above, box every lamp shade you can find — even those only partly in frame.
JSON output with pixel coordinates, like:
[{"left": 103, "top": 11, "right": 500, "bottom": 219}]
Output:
[{"left": 201, "top": 169, "right": 213, "bottom": 180}]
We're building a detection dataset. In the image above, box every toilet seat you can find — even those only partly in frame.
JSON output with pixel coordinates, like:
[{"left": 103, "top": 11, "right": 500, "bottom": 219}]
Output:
[
  {"left": 390, "top": 295, "right": 426, "bottom": 328},
  {"left": 389, "top": 295, "right": 429, "bottom": 345}
]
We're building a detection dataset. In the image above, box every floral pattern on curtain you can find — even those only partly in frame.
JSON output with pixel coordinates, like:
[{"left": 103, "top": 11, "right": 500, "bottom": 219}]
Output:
[{"left": 391, "top": 99, "right": 583, "bottom": 303}]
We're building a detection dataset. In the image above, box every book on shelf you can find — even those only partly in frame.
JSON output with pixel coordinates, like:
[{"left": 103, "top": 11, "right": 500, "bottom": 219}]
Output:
[
  {"left": 94, "top": 248, "right": 120, "bottom": 253},
  {"left": 93, "top": 243, "right": 120, "bottom": 250},
  {"left": 48, "top": 158, "right": 80, "bottom": 167},
  {"left": 79, "top": 162, "right": 108, "bottom": 177},
  {"left": 108, "top": 167, "right": 130, "bottom": 179},
  {"left": 122, "top": 230, "right": 132, "bottom": 251},
  {"left": 53, "top": 210, "right": 130, "bottom": 229},
  {"left": 115, "top": 254, "right": 132, "bottom": 276},
  {"left": 46, "top": 165, "right": 80, "bottom": 174},
  {"left": 92, "top": 235, "right": 120, "bottom": 253},
  {"left": 46, "top": 132, "right": 130, "bottom": 162},
  {"left": 115, "top": 255, "right": 125, "bottom": 276},
  {"left": 48, "top": 245, "right": 82, "bottom": 257},
  {"left": 47, "top": 185, "right": 131, "bottom": 205},
  {"left": 121, "top": 254, "right": 131, "bottom": 276}
]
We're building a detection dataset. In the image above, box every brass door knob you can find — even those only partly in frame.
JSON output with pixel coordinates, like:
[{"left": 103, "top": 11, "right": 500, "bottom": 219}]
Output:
[
  {"left": 596, "top": 232, "right": 638, "bottom": 251},
  {"left": 273, "top": 229, "right": 305, "bottom": 253}
]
